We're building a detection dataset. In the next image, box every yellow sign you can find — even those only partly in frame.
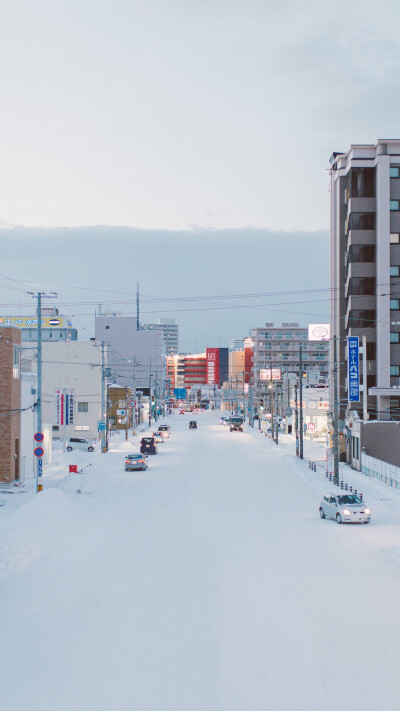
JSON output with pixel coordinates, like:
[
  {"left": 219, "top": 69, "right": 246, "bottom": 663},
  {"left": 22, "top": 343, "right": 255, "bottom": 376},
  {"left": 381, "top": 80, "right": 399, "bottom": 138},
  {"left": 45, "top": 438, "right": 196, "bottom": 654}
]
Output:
[{"left": 0, "top": 317, "right": 65, "bottom": 328}]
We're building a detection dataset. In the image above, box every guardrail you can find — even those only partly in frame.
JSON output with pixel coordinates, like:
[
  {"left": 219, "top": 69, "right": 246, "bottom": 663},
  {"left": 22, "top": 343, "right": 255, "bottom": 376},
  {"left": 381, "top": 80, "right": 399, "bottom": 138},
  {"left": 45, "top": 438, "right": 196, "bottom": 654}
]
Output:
[{"left": 361, "top": 453, "right": 400, "bottom": 489}]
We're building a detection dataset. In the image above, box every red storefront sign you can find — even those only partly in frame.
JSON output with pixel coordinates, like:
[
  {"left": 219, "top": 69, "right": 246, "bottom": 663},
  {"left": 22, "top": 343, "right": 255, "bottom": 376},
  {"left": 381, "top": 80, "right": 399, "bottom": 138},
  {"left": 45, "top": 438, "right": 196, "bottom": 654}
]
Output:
[{"left": 206, "top": 348, "right": 219, "bottom": 385}]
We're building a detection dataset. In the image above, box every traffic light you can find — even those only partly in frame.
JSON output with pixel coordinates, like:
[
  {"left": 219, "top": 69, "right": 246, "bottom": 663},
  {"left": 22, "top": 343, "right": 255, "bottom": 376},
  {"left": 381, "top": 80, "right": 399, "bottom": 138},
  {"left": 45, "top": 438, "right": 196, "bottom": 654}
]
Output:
[{"left": 259, "top": 398, "right": 264, "bottom": 410}]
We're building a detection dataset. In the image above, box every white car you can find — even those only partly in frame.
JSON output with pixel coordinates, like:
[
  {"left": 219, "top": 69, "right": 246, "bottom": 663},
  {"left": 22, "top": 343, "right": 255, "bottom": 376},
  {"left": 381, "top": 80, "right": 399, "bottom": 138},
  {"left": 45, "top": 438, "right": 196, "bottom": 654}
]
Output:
[
  {"left": 66, "top": 437, "right": 95, "bottom": 452},
  {"left": 319, "top": 493, "right": 371, "bottom": 524}
]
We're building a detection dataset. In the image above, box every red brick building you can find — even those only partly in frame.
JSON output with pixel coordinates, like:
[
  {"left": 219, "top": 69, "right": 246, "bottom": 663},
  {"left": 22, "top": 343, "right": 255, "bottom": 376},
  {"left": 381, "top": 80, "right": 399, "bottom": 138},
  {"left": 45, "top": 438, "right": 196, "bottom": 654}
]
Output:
[{"left": 0, "top": 327, "right": 21, "bottom": 483}]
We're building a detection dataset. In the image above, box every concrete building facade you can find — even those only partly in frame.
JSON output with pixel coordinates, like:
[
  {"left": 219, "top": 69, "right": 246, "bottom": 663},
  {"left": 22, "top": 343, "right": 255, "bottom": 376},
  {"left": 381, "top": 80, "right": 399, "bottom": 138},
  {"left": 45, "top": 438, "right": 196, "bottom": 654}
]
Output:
[
  {"left": 95, "top": 316, "right": 165, "bottom": 395},
  {"left": 144, "top": 319, "right": 179, "bottom": 355},
  {"left": 330, "top": 140, "right": 400, "bottom": 423},
  {"left": 22, "top": 341, "right": 103, "bottom": 440}
]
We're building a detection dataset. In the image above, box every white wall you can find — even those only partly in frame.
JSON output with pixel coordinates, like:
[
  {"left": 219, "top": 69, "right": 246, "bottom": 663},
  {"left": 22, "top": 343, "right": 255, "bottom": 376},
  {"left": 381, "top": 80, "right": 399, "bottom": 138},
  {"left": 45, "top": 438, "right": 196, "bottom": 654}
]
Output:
[{"left": 24, "top": 341, "right": 104, "bottom": 440}]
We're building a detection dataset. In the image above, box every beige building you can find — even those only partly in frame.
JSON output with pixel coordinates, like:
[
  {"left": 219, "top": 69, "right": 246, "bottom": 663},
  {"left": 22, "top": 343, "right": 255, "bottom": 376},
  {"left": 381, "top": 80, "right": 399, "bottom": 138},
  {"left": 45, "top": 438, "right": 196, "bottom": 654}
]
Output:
[{"left": 228, "top": 350, "right": 245, "bottom": 385}]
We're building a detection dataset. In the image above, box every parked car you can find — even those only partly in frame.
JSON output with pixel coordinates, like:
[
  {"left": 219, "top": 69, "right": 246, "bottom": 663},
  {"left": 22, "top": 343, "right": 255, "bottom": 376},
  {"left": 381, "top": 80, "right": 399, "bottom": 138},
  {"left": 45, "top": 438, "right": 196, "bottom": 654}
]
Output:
[
  {"left": 220, "top": 416, "right": 231, "bottom": 426},
  {"left": 158, "top": 425, "right": 170, "bottom": 438},
  {"left": 189, "top": 420, "right": 197, "bottom": 429},
  {"left": 66, "top": 437, "right": 95, "bottom": 452},
  {"left": 152, "top": 432, "right": 164, "bottom": 443},
  {"left": 319, "top": 493, "right": 371, "bottom": 524},
  {"left": 230, "top": 417, "right": 244, "bottom": 432},
  {"left": 140, "top": 437, "right": 158, "bottom": 455},
  {"left": 125, "top": 454, "right": 148, "bottom": 471}
]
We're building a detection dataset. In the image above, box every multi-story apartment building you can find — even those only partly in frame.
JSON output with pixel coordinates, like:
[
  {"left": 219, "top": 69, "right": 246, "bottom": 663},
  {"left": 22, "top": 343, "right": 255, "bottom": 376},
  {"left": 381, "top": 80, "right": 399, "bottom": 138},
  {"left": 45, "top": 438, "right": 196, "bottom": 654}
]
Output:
[
  {"left": 167, "top": 348, "right": 229, "bottom": 397},
  {"left": 252, "top": 323, "right": 329, "bottom": 397},
  {"left": 144, "top": 319, "right": 179, "bottom": 355},
  {"left": 330, "top": 140, "right": 400, "bottom": 422},
  {"left": 173, "top": 353, "right": 207, "bottom": 391},
  {"left": 0, "top": 326, "right": 21, "bottom": 483}
]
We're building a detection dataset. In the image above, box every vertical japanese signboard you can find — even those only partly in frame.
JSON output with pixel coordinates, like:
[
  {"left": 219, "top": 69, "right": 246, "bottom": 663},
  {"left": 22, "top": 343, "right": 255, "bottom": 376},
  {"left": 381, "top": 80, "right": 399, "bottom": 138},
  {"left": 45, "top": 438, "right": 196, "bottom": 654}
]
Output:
[
  {"left": 55, "top": 388, "right": 75, "bottom": 424},
  {"left": 56, "top": 389, "right": 62, "bottom": 424},
  {"left": 206, "top": 348, "right": 219, "bottom": 385},
  {"left": 65, "top": 389, "right": 74, "bottom": 424},
  {"left": 348, "top": 337, "right": 360, "bottom": 402}
]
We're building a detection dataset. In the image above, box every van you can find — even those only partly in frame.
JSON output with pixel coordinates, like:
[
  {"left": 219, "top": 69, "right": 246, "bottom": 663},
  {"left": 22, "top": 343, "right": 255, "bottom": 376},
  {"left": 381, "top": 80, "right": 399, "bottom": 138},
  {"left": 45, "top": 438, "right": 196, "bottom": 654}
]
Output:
[{"left": 66, "top": 437, "right": 95, "bottom": 452}]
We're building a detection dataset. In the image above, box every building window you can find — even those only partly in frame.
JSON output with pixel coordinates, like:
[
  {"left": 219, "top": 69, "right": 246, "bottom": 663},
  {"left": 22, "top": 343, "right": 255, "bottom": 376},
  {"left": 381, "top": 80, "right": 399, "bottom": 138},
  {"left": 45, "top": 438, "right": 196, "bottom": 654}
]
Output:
[
  {"left": 74, "top": 425, "right": 90, "bottom": 431},
  {"left": 390, "top": 167, "right": 400, "bottom": 178},
  {"left": 390, "top": 366, "right": 400, "bottom": 376},
  {"left": 390, "top": 299, "right": 400, "bottom": 310},
  {"left": 390, "top": 233, "right": 400, "bottom": 244},
  {"left": 390, "top": 200, "right": 400, "bottom": 211},
  {"left": 390, "top": 333, "right": 400, "bottom": 343},
  {"left": 390, "top": 266, "right": 400, "bottom": 277},
  {"left": 105, "top": 325, "right": 109, "bottom": 329},
  {"left": 78, "top": 402, "right": 89, "bottom": 413}
]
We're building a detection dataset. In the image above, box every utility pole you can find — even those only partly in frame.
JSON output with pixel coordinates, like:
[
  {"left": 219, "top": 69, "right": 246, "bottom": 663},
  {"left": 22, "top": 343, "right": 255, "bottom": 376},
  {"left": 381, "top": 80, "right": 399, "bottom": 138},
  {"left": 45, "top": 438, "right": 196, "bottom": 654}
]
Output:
[
  {"left": 132, "top": 358, "right": 139, "bottom": 431},
  {"left": 148, "top": 357, "right": 153, "bottom": 426},
  {"left": 295, "top": 382, "right": 299, "bottom": 456},
  {"left": 28, "top": 290, "right": 57, "bottom": 492},
  {"left": 270, "top": 385, "right": 275, "bottom": 442},
  {"left": 125, "top": 386, "right": 128, "bottom": 440},
  {"left": 333, "top": 335, "right": 340, "bottom": 485},
  {"left": 299, "top": 344, "right": 304, "bottom": 459},
  {"left": 101, "top": 341, "right": 107, "bottom": 452},
  {"left": 36, "top": 293, "right": 43, "bottom": 492},
  {"left": 362, "top": 334, "right": 368, "bottom": 422},
  {"left": 285, "top": 366, "right": 290, "bottom": 434},
  {"left": 249, "top": 381, "right": 254, "bottom": 427},
  {"left": 136, "top": 282, "right": 140, "bottom": 330}
]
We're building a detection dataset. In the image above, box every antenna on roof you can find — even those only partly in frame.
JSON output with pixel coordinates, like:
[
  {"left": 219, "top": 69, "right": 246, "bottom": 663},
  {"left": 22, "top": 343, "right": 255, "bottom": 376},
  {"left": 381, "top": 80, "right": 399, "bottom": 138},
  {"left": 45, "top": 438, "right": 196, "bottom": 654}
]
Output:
[{"left": 136, "top": 282, "right": 140, "bottom": 330}]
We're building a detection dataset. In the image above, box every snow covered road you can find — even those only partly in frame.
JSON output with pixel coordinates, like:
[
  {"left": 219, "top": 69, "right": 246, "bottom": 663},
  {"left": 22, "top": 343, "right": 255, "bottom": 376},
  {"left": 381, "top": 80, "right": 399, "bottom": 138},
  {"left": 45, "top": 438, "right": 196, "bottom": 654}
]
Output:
[{"left": 1, "top": 412, "right": 400, "bottom": 710}]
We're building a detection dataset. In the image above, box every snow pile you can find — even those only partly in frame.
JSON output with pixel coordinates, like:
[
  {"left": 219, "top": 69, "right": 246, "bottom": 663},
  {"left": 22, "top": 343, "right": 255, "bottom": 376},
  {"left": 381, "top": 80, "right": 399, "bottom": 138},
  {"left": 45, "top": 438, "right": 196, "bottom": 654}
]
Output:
[{"left": 0, "top": 537, "right": 41, "bottom": 578}]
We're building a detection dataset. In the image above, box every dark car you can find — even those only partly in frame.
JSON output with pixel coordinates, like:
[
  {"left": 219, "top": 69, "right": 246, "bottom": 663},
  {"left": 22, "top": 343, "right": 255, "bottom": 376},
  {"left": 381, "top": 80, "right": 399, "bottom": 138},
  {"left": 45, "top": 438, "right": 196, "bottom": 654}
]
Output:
[
  {"left": 140, "top": 437, "right": 158, "bottom": 454},
  {"left": 230, "top": 417, "right": 244, "bottom": 432},
  {"left": 189, "top": 420, "right": 197, "bottom": 429}
]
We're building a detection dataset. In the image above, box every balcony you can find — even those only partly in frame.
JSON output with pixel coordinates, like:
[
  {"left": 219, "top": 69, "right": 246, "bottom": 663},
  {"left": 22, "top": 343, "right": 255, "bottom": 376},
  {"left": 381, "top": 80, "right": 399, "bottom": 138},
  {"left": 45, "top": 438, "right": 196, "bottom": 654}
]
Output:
[
  {"left": 347, "top": 197, "right": 376, "bottom": 214},
  {"left": 345, "top": 275, "right": 376, "bottom": 300},
  {"left": 347, "top": 230, "right": 376, "bottom": 248}
]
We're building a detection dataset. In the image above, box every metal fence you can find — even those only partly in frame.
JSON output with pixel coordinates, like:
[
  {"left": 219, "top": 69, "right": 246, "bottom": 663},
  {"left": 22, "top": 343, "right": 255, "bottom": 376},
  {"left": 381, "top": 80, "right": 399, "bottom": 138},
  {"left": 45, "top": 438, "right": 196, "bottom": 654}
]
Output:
[{"left": 361, "top": 453, "right": 400, "bottom": 489}]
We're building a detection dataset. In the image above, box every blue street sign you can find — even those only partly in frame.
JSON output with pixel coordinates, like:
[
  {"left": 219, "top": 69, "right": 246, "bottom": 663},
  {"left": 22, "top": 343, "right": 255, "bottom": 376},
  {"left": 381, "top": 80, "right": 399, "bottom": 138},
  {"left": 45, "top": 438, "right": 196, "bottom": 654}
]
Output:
[
  {"left": 34, "top": 446, "right": 44, "bottom": 458},
  {"left": 174, "top": 388, "right": 186, "bottom": 399},
  {"left": 348, "top": 337, "right": 360, "bottom": 402},
  {"left": 38, "top": 458, "right": 43, "bottom": 476},
  {"left": 98, "top": 422, "right": 106, "bottom": 431},
  {"left": 34, "top": 432, "right": 44, "bottom": 442}
]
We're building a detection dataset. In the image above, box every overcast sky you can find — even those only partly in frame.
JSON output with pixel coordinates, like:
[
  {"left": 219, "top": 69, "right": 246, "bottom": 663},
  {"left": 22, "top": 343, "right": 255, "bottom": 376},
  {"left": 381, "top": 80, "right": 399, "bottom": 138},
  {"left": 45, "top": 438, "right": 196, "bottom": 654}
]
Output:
[
  {"left": 2, "top": 0, "right": 400, "bottom": 231},
  {"left": 1, "top": 1, "right": 399, "bottom": 348},
  {"left": 0, "top": 226, "right": 328, "bottom": 352}
]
